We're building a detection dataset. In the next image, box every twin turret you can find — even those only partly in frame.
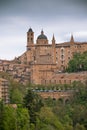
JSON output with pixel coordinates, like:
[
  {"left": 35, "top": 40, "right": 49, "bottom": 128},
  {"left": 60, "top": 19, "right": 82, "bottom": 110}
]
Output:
[
  {"left": 27, "top": 28, "right": 74, "bottom": 50},
  {"left": 27, "top": 28, "right": 56, "bottom": 47}
]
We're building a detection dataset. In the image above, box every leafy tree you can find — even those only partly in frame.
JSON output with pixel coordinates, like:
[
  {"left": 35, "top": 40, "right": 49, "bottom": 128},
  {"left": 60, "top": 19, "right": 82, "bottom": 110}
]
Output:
[
  {"left": 75, "top": 123, "right": 86, "bottom": 130},
  {"left": 23, "top": 89, "right": 44, "bottom": 124},
  {"left": 71, "top": 82, "right": 87, "bottom": 105},
  {"left": 38, "top": 106, "right": 64, "bottom": 130},
  {"left": 16, "top": 107, "right": 30, "bottom": 130},
  {"left": 10, "top": 88, "right": 23, "bottom": 104},
  {"left": 9, "top": 79, "right": 27, "bottom": 104},
  {"left": 67, "top": 51, "right": 87, "bottom": 72},
  {"left": 70, "top": 105, "right": 86, "bottom": 127},
  {"left": 0, "top": 103, "right": 30, "bottom": 130},
  {"left": 3, "top": 105, "right": 17, "bottom": 130},
  {"left": 0, "top": 101, "right": 4, "bottom": 130}
]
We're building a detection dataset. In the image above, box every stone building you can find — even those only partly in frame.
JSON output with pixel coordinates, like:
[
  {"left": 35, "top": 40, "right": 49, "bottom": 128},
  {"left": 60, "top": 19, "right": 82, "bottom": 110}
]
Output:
[
  {"left": 0, "top": 78, "right": 9, "bottom": 103},
  {"left": 15, "top": 28, "right": 87, "bottom": 84}
]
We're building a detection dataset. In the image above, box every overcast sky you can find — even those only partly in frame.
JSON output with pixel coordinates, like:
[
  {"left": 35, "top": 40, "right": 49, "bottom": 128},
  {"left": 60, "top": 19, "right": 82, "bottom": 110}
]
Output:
[{"left": 0, "top": 0, "right": 87, "bottom": 60}]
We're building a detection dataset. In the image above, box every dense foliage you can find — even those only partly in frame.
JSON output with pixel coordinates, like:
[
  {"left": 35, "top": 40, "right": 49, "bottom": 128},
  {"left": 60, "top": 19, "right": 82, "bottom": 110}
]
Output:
[
  {"left": 67, "top": 51, "right": 87, "bottom": 72},
  {"left": 23, "top": 89, "right": 44, "bottom": 124},
  {"left": 0, "top": 81, "right": 87, "bottom": 130},
  {"left": 0, "top": 102, "right": 30, "bottom": 130}
]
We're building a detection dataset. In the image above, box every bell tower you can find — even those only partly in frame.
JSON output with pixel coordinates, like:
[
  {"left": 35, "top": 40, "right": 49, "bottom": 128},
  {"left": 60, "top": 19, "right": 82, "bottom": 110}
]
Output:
[{"left": 27, "top": 28, "right": 34, "bottom": 50}]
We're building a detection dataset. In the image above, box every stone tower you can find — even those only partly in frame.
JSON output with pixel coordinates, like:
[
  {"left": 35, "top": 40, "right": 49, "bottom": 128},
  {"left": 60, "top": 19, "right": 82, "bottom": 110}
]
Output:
[{"left": 27, "top": 28, "right": 34, "bottom": 50}]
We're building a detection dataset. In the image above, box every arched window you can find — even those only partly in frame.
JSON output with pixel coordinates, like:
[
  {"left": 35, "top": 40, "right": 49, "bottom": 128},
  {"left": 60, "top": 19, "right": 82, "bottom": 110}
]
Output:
[{"left": 61, "top": 47, "right": 64, "bottom": 54}]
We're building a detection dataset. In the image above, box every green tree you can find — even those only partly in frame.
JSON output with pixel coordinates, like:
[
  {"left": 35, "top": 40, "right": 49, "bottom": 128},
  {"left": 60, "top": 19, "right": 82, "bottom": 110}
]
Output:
[
  {"left": 16, "top": 107, "right": 30, "bottom": 130},
  {"left": 75, "top": 123, "right": 86, "bottom": 130},
  {"left": 0, "top": 104, "right": 30, "bottom": 130},
  {"left": 3, "top": 105, "right": 17, "bottom": 130},
  {"left": 23, "top": 89, "right": 44, "bottom": 124},
  {"left": 10, "top": 88, "right": 23, "bottom": 104},
  {"left": 9, "top": 80, "right": 27, "bottom": 104},
  {"left": 0, "top": 101, "right": 4, "bottom": 130},
  {"left": 67, "top": 51, "right": 87, "bottom": 72},
  {"left": 38, "top": 106, "right": 64, "bottom": 130}
]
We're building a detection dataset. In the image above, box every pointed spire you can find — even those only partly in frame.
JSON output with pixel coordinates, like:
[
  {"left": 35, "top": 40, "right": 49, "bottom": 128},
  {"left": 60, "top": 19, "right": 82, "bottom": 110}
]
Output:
[
  {"left": 52, "top": 34, "right": 55, "bottom": 45},
  {"left": 70, "top": 34, "right": 74, "bottom": 43},
  {"left": 52, "top": 34, "right": 55, "bottom": 41}
]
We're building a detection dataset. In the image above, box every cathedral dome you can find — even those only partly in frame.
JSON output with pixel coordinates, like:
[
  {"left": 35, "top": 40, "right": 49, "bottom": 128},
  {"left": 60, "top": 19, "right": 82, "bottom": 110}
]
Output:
[{"left": 37, "top": 30, "right": 47, "bottom": 40}]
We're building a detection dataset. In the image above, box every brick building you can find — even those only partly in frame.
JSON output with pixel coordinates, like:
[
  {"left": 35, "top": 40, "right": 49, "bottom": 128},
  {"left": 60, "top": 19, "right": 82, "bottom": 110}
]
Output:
[
  {"left": 0, "top": 78, "right": 9, "bottom": 103},
  {"left": 0, "top": 28, "right": 87, "bottom": 85},
  {"left": 16, "top": 28, "right": 87, "bottom": 84}
]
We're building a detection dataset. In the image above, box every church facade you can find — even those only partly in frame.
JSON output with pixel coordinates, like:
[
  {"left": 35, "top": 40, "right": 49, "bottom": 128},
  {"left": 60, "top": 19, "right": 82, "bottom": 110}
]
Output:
[{"left": 15, "top": 28, "right": 87, "bottom": 84}]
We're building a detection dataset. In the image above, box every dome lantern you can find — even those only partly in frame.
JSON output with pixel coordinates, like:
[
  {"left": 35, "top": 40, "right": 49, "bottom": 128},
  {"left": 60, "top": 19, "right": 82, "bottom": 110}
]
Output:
[{"left": 37, "top": 30, "right": 47, "bottom": 40}]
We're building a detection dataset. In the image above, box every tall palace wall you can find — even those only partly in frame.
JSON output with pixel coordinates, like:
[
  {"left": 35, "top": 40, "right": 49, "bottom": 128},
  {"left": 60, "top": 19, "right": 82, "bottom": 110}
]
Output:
[{"left": 0, "top": 28, "right": 87, "bottom": 85}]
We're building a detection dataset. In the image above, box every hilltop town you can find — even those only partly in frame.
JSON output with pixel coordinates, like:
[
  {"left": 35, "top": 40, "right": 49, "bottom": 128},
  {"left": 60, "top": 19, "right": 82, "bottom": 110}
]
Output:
[
  {"left": 0, "top": 28, "right": 87, "bottom": 85},
  {"left": 0, "top": 28, "right": 87, "bottom": 103}
]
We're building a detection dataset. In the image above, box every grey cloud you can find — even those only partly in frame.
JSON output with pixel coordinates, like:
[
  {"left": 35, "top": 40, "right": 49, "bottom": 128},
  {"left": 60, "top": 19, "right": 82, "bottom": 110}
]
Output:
[
  {"left": 0, "top": 0, "right": 87, "bottom": 59},
  {"left": 0, "top": 0, "right": 86, "bottom": 18}
]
